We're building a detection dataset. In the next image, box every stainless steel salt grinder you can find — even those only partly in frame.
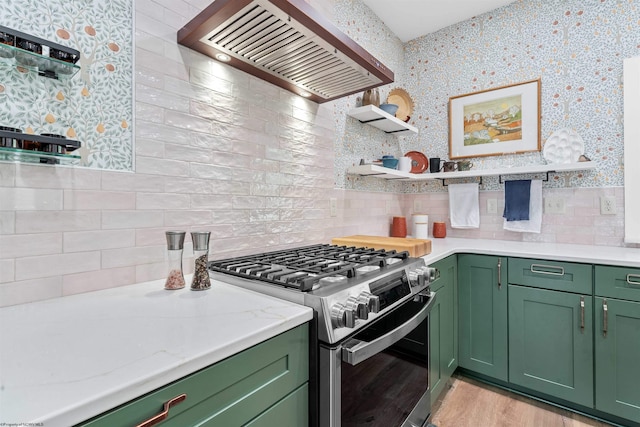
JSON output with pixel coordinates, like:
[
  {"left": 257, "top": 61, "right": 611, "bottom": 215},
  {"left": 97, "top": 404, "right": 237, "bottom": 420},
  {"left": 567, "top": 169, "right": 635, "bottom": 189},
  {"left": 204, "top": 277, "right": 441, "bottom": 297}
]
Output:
[
  {"left": 190, "top": 231, "right": 211, "bottom": 291},
  {"left": 166, "top": 231, "right": 186, "bottom": 249},
  {"left": 164, "top": 231, "right": 186, "bottom": 290}
]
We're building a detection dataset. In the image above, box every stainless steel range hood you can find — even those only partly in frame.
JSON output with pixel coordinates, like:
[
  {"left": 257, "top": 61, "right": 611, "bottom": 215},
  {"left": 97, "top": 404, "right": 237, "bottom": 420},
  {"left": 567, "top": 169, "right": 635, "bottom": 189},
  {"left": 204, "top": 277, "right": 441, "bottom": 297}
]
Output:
[{"left": 178, "top": 0, "right": 394, "bottom": 103}]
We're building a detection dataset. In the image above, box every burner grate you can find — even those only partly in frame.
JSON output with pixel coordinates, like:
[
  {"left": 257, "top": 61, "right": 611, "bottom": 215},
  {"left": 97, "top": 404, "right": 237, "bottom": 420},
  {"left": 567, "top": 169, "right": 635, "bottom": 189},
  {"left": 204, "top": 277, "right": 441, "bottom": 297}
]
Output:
[{"left": 208, "top": 244, "right": 410, "bottom": 291}]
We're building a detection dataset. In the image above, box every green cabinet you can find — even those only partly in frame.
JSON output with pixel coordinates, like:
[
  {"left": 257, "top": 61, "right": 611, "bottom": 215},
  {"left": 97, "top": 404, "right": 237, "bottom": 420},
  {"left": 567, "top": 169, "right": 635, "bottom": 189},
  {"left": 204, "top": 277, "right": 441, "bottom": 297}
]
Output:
[
  {"left": 508, "top": 257, "right": 594, "bottom": 407},
  {"left": 457, "top": 256, "right": 640, "bottom": 426},
  {"left": 429, "top": 255, "right": 458, "bottom": 401},
  {"left": 78, "top": 324, "right": 309, "bottom": 427},
  {"left": 508, "top": 285, "right": 594, "bottom": 407},
  {"left": 594, "top": 265, "right": 640, "bottom": 424},
  {"left": 458, "top": 254, "right": 508, "bottom": 382}
]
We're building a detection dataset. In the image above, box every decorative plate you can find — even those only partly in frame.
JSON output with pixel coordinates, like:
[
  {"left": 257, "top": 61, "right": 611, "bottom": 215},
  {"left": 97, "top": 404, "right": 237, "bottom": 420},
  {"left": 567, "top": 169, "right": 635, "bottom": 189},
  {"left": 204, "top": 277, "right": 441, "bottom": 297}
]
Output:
[
  {"left": 543, "top": 128, "right": 584, "bottom": 164},
  {"left": 404, "top": 151, "right": 428, "bottom": 174},
  {"left": 387, "top": 88, "right": 414, "bottom": 122}
]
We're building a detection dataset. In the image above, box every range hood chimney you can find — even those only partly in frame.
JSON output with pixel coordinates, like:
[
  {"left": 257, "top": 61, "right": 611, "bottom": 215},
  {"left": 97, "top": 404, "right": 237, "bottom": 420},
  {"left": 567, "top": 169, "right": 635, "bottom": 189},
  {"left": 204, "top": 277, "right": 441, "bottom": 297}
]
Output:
[{"left": 178, "top": 0, "right": 394, "bottom": 103}]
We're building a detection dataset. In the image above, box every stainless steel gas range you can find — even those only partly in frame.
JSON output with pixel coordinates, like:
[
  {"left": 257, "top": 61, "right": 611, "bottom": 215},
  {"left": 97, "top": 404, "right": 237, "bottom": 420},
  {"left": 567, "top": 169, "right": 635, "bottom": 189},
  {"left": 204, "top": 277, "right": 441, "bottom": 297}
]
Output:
[{"left": 208, "top": 244, "right": 438, "bottom": 427}]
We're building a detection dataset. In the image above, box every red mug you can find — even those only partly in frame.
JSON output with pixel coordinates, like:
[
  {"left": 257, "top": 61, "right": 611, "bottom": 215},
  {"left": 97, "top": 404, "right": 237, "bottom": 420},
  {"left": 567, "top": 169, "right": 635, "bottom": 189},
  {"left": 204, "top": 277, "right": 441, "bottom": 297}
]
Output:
[
  {"left": 390, "top": 216, "right": 407, "bottom": 238},
  {"left": 432, "top": 222, "right": 446, "bottom": 238}
]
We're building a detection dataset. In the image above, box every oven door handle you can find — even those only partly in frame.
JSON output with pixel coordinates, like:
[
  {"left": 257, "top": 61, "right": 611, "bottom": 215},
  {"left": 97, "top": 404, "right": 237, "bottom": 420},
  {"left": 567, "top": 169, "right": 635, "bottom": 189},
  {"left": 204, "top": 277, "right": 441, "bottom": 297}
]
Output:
[{"left": 341, "top": 291, "right": 436, "bottom": 366}]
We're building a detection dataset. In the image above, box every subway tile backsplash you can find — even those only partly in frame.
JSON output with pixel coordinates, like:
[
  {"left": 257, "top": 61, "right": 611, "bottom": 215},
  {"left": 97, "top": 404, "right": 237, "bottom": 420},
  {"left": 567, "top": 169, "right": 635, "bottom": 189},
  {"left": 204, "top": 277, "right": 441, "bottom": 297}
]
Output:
[{"left": 0, "top": 0, "right": 635, "bottom": 307}]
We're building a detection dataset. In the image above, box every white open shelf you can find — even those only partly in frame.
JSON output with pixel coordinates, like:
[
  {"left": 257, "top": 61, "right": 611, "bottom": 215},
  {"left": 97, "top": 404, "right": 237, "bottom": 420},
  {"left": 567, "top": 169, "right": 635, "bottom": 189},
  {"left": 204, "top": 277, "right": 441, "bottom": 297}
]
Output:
[
  {"left": 347, "top": 105, "right": 418, "bottom": 134},
  {"left": 347, "top": 161, "right": 597, "bottom": 182}
]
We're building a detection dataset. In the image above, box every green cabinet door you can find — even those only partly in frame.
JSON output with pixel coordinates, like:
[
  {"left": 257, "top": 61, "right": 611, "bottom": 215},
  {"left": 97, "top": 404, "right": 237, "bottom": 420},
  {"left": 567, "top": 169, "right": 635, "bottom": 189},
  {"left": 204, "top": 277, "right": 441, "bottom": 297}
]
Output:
[
  {"left": 509, "top": 285, "right": 593, "bottom": 407},
  {"left": 78, "top": 324, "right": 309, "bottom": 427},
  {"left": 458, "top": 254, "right": 508, "bottom": 381},
  {"left": 429, "top": 255, "right": 458, "bottom": 401},
  {"left": 595, "top": 297, "right": 640, "bottom": 424}
]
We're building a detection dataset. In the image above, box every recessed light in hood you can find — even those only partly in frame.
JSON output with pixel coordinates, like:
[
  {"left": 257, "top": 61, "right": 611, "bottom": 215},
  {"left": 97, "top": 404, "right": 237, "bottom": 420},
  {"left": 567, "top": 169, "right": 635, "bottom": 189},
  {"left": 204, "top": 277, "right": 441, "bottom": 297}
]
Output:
[{"left": 178, "top": 0, "right": 394, "bottom": 103}]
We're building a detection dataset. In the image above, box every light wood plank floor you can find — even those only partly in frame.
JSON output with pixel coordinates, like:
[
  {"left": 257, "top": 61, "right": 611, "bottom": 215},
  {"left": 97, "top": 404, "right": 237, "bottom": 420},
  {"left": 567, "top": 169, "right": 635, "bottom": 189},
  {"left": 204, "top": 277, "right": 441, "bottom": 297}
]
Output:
[{"left": 430, "top": 374, "right": 614, "bottom": 427}]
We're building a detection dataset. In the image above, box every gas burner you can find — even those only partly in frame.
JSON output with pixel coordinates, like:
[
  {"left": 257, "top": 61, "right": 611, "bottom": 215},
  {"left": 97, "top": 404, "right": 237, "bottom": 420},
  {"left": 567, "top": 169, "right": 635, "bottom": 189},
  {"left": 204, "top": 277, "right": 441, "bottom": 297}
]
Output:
[{"left": 208, "top": 244, "right": 410, "bottom": 292}]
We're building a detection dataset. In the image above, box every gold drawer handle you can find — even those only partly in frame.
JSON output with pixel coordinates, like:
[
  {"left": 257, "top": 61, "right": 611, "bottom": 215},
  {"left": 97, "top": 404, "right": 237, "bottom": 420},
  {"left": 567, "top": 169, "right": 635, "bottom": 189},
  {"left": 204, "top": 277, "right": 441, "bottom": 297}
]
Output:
[
  {"left": 136, "top": 394, "right": 187, "bottom": 427},
  {"left": 530, "top": 263, "right": 565, "bottom": 276},
  {"left": 626, "top": 274, "right": 640, "bottom": 285}
]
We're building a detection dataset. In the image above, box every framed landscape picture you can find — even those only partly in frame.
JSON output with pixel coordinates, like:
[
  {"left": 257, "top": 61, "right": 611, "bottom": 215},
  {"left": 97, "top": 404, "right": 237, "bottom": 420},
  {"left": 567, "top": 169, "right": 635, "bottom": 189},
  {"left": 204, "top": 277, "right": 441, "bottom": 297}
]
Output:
[{"left": 449, "top": 79, "right": 541, "bottom": 159}]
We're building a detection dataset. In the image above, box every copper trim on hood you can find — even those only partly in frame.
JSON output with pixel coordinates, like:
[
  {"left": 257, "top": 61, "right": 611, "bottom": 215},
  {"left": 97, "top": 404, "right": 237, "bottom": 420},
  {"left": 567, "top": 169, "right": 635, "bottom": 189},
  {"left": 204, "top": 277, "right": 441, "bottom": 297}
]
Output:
[{"left": 178, "top": 0, "right": 394, "bottom": 103}]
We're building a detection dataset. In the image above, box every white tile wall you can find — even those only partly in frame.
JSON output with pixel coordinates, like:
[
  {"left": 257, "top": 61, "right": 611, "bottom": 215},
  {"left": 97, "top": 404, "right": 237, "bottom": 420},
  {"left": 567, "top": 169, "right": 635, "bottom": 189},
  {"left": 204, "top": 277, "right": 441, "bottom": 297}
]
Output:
[
  {"left": 0, "top": 0, "right": 634, "bottom": 307},
  {"left": 0, "top": 212, "right": 15, "bottom": 235},
  {"left": 64, "top": 230, "right": 136, "bottom": 253},
  {"left": 62, "top": 266, "right": 137, "bottom": 296},
  {"left": 15, "top": 211, "right": 102, "bottom": 233},
  {"left": 0, "top": 260, "right": 15, "bottom": 284},
  {"left": 64, "top": 190, "right": 136, "bottom": 210},
  {"left": 0, "top": 233, "right": 62, "bottom": 259},
  {"left": 0, "top": 188, "right": 62, "bottom": 211},
  {"left": 14, "top": 252, "right": 101, "bottom": 281},
  {"left": 0, "top": 277, "right": 62, "bottom": 306}
]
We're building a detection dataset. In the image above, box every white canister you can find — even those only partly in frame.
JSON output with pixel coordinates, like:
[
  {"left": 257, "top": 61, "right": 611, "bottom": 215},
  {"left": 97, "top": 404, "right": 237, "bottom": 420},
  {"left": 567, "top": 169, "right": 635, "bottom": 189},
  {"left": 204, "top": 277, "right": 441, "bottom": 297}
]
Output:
[
  {"left": 398, "top": 156, "right": 412, "bottom": 172},
  {"left": 411, "top": 214, "right": 429, "bottom": 238},
  {"left": 414, "top": 222, "right": 429, "bottom": 239}
]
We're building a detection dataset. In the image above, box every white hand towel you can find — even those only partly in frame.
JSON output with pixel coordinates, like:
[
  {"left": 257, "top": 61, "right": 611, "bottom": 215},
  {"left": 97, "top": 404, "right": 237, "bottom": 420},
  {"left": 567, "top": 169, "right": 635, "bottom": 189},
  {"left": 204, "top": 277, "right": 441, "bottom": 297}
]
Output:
[
  {"left": 448, "top": 183, "right": 480, "bottom": 229},
  {"left": 503, "top": 179, "right": 542, "bottom": 233}
]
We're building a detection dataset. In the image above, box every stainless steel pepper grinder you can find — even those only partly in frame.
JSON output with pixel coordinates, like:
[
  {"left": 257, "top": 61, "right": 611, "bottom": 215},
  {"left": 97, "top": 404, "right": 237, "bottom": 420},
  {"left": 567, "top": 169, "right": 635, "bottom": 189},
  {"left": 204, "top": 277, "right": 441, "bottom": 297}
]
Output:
[{"left": 190, "top": 231, "right": 211, "bottom": 291}]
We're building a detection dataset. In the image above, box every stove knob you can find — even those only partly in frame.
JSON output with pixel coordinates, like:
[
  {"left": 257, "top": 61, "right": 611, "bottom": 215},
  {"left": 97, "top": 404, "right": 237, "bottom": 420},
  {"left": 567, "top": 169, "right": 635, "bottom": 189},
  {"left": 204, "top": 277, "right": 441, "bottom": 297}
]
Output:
[
  {"left": 423, "top": 267, "right": 438, "bottom": 283},
  {"left": 357, "top": 291, "right": 380, "bottom": 314},
  {"left": 331, "top": 303, "right": 355, "bottom": 328},
  {"left": 408, "top": 269, "right": 425, "bottom": 287},
  {"left": 346, "top": 295, "right": 369, "bottom": 321}
]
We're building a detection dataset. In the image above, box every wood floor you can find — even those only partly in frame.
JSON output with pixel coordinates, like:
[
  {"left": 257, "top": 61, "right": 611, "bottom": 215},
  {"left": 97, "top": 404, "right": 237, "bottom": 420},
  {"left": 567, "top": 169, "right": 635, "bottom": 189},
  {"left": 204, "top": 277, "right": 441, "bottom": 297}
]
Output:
[{"left": 430, "top": 374, "right": 614, "bottom": 427}]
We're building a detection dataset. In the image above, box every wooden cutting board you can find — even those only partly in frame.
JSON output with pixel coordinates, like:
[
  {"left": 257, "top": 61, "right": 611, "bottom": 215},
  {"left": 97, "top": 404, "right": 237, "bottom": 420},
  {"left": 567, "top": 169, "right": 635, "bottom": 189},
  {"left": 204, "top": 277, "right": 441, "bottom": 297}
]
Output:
[{"left": 331, "top": 235, "right": 432, "bottom": 257}]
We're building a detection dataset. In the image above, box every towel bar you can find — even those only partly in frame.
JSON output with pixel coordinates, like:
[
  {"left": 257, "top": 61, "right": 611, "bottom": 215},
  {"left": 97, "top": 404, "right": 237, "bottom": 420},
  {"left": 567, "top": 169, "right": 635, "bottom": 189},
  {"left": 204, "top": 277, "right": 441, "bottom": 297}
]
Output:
[
  {"left": 440, "top": 176, "right": 483, "bottom": 187},
  {"left": 498, "top": 170, "right": 553, "bottom": 184}
]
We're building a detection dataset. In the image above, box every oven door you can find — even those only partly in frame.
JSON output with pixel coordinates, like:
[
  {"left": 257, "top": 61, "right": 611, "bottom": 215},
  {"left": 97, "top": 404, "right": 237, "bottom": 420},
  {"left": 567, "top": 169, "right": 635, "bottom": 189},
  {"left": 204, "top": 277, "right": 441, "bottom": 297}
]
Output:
[{"left": 319, "top": 291, "right": 436, "bottom": 427}]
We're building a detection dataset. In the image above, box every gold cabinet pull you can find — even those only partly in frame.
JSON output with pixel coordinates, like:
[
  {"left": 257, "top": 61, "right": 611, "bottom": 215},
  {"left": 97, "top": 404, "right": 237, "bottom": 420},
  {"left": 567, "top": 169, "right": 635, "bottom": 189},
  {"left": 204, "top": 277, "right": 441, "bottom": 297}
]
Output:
[
  {"left": 497, "top": 257, "right": 502, "bottom": 289},
  {"left": 136, "top": 394, "right": 187, "bottom": 427},
  {"left": 603, "top": 299, "right": 608, "bottom": 338},
  {"left": 580, "top": 296, "right": 585, "bottom": 333}
]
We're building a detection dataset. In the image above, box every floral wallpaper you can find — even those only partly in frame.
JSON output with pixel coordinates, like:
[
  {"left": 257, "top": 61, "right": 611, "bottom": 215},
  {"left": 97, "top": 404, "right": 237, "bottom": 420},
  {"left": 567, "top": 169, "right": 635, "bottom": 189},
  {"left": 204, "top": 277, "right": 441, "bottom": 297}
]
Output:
[
  {"left": 0, "top": 0, "right": 133, "bottom": 170},
  {"left": 335, "top": 0, "right": 640, "bottom": 192}
]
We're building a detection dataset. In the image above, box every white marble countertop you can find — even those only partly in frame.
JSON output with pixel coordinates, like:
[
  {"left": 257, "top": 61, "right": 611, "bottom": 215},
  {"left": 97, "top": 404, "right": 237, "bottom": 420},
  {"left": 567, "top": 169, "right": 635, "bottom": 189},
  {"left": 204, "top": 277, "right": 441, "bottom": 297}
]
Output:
[
  {"left": 423, "top": 237, "right": 640, "bottom": 268},
  {"left": 0, "top": 276, "right": 313, "bottom": 427},
  {"left": 419, "top": 237, "right": 640, "bottom": 267}
]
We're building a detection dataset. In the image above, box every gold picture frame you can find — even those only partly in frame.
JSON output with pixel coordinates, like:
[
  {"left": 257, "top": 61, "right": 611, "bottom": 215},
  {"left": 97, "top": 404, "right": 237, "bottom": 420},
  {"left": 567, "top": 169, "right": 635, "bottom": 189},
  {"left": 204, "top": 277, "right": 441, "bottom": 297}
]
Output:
[{"left": 448, "top": 79, "right": 541, "bottom": 159}]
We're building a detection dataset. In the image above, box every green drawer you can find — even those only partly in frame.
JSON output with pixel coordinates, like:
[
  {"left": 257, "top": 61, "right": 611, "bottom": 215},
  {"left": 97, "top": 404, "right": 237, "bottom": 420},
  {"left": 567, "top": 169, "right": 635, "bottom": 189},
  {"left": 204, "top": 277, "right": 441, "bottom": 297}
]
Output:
[
  {"left": 245, "top": 384, "right": 308, "bottom": 427},
  {"left": 595, "top": 265, "right": 640, "bottom": 302},
  {"left": 508, "top": 258, "right": 592, "bottom": 294},
  {"left": 78, "top": 324, "right": 308, "bottom": 427}
]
